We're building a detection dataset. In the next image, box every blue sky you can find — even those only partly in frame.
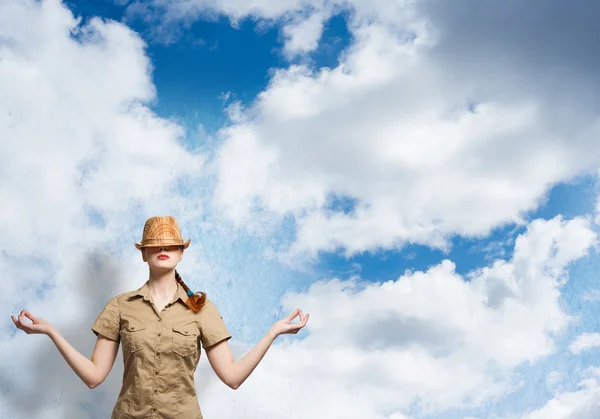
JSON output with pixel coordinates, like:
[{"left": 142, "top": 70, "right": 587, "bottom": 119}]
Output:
[{"left": 2, "top": 0, "right": 600, "bottom": 418}]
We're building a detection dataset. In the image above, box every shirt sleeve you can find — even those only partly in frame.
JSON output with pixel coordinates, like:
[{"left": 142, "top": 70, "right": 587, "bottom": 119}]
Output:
[
  {"left": 199, "top": 299, "right": 231, "bottom": 348},
  {"left": 91, "top": 296, "right": 121, "bottom": 342}
]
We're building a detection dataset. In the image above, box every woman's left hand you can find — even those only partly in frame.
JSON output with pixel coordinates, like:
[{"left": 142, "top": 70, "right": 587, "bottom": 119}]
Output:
[{"left": 270, "top": 308, "right": 310, "bottom": 338}]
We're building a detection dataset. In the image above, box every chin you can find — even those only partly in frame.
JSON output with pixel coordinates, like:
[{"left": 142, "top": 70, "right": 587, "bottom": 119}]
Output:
[{"left": 150, "top": 263, "right": 176, "bottom": 270}]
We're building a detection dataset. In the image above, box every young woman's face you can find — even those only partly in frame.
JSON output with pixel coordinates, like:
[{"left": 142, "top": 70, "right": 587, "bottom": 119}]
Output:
[{"left": 142, "top": 245, "right": 183, "bottom": 269}]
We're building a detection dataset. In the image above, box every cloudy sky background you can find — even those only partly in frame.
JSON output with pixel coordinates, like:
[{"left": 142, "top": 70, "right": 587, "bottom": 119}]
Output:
[{"left": 2, "top": 0, "right": 600, "bottom": 418}]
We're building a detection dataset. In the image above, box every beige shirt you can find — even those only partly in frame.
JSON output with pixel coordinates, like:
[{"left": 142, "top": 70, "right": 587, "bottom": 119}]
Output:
[{"left": 91, "top": 281, "right": 231, "bottom": 419}]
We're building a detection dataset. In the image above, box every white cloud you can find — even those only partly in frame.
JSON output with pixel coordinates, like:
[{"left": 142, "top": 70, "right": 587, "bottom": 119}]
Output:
[
  {"left": 520, "top": 367, "right": 600, "bottom": 419},
  {"left": 0, "top": 0, "right": 207, "bottom": 258},
  {"left": 569, "top": 334, "right": 600, "bottom": 355},
  {"left": 0, "top": 0, "right": 207, "bottom": 416},
  {"left": 191, "top": 216, "right": 596, "bottom": 418},
  {"left": 595, "top": 172, "right": 600, "bottom": 225},
  {"left": 281, "top": 11, "right": 327, "bottom": 57},
  {"left": 582, "top": 289, "right": 600, "bottom": 301},
  {"left": 175, "top": 0, "right": 600, "bottom": 259},
  {"left": 125, "top": 0, "right": 600, "bottom": 263}
]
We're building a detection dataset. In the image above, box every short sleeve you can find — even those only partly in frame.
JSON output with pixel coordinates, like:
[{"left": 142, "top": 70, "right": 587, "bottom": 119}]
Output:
[
  {"left": 199, "top": 300, "right": 231, "bottom": 348},
  {"left": 91, "top": 296, "right": 121, "bottom": 342}
]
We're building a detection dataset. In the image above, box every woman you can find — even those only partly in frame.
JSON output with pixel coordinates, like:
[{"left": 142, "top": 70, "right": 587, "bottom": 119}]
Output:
[{"left": 11, "top": 215, "right": 310, "bottom": 418}]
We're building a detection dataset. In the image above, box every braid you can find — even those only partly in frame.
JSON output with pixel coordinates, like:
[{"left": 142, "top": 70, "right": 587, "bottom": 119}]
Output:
[{"left": 175, "top": 269, "right": 206, "bottom": 313}]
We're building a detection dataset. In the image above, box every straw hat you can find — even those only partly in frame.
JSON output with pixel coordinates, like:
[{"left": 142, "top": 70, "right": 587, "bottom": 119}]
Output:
[{"left": 135, "top": 216, "right": 191, "bottom": 250}]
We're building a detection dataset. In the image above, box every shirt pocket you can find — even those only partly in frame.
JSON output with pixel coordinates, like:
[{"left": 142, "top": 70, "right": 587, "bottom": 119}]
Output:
[
  {"left": 121, "top": 322, "right": 146, "bottom": 353},
  {"left": 172, "top": 322, "right": 199, "bottom": 357}
]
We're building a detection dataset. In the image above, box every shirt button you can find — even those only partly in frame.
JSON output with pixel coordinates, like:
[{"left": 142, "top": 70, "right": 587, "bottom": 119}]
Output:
[
  {"left": 156, "top": 351, "right": 161, "bottom": 356},
  {"left": 154, "top": 389, "right": 158, "bottom": 394},
  {"left": 157, "top": 332, "right": 161, "bottom": 336},
  {"left": 131, "top": 326, "right": 135, "bottom": 330},
  {"left": 155, "top": 370, "right": 159, "bottom": 375},
  {"left": 184, "top": 330, "right": 188, "bottom": 334},
  {"left": 152, "top": 408, "right": 157, "bottom": 412},
  {"left": 158, "top": 318, "right": 162, "bottom": 322}
]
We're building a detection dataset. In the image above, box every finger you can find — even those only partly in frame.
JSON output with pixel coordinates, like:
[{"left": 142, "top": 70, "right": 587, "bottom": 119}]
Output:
[
  {"left": 293, "top": 315, "right": 309, "bottom": 330},
  {"left": 14, "top": 318, "right": 29, "bottom": 333},
  {"left": 300, "top": 310, "right": 308, "bottom": 324},
  {"left": 18, "top": 312, "right": 32, "bottom": 330},
  {"left": 287, "top": 308, "right": 300, "bottom": 321},
  {"left": 12, "top": 315, "right": 23, "bottom": 329},
  {"left": 23, "top": 310, "right": 37, "bottom": 323}
]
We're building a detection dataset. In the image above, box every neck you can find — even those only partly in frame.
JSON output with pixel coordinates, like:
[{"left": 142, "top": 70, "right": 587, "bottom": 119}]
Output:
[{"left": 147, "top": 268, "right": 178, "bottom": 298}]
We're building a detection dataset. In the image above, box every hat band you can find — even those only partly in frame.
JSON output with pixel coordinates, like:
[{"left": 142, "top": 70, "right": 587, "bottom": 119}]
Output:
[{"left": 140, "top": 238, "right": 184, "bottom": 247}]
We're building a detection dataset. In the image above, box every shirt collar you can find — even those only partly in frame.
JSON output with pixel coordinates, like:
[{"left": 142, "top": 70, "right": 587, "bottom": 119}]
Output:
[
  {"left": 174, "top": 281, "right": 190, "bottom": 304},
  {"left": 129, "top": 280, "right": 189, "bottom": 305}
]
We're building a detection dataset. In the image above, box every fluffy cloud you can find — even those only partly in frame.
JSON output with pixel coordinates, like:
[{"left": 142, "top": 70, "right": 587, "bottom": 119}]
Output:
[
  {"left": 0, "top": 0, "right": 207, "bottom": 258},
  {"left": 127, "top": 0, "right": 600, "bottom": 259},
  {"left": 0, "top": 0, "right": 206, "bottom": 416},
  {"left": 191, "top": 216, "right": 596, "bottom": 418},
  {"left": 520, "top": 368, "right": 600, "bottom": 419},
  {"left": 281, "top": 10, "right": 328, "bottom": 58},
  {"left": 569, "top": 334, "right": 600, "bottom": 355},
  {"left": 595, "top": 176, "right": 600, "bottom": 226}
]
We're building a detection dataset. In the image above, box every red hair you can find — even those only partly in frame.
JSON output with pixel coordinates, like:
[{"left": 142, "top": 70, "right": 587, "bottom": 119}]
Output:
[{"left": 175, "top": 269, "right": 206, "bottom": 313}]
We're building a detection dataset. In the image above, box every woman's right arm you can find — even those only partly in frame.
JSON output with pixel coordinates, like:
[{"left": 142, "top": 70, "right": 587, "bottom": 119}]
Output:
[
  {"left": 48, "top": 327, "right": 119, "bottom": 389},
  {"left": 12, "top": 309, "right": 119, "bottom": 389}
]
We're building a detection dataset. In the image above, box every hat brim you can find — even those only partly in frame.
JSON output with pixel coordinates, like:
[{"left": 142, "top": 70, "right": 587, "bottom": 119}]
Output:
[{"left": 135, "top": 238, "right": 191, "bottom": 250}]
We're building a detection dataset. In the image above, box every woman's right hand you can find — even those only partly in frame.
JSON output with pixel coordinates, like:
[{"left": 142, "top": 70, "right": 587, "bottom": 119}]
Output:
[{"left": 11, "top": 309, "right": 55, "bottom": 336}]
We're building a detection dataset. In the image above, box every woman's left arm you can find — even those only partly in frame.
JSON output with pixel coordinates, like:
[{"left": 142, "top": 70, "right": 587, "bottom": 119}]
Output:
[{"left": 205, "top": 308, "right": 309, "bottom": 390}]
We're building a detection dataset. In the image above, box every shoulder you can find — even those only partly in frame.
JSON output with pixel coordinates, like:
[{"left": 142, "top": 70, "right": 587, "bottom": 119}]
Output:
[
  {"left": 197, "top": 297, "right": 225, "bottom": 319},
  {"left": 200, "top": 297, "right": 219, "bottom": 311},
  {"left": 203, "top": 297, "right": 217, "bottom": 307},
  {"left": 118, "top": 289, "right": 140, "bottom": 300},
  {"left": 102, "top": 289, "right": 139, "bottom": 306}
]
